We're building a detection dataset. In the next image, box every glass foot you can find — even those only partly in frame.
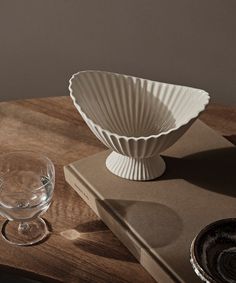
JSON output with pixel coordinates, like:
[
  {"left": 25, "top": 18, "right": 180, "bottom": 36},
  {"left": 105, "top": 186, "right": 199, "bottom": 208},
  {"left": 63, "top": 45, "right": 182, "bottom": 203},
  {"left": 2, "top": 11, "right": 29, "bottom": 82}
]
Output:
[{"left": 1, "top": 217, "right": 49, "bottom": 246}]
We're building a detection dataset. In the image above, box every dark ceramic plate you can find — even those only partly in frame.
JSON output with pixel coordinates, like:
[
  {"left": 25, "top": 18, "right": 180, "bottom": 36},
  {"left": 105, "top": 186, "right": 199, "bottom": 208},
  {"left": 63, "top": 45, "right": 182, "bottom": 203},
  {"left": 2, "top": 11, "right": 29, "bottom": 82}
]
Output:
[{"left": 190, "top": 218, "right": 236, "bottom": 283}]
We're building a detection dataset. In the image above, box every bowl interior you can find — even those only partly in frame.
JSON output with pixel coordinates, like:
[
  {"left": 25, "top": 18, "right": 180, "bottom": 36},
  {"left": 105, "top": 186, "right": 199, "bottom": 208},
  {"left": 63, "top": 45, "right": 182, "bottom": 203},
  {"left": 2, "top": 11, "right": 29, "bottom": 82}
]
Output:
[
  {"left": 193, "top": 219, "right": 236, "bottom": 283},
  {"left": 71, "top": 71, "right": 209, "bottom": 137}
]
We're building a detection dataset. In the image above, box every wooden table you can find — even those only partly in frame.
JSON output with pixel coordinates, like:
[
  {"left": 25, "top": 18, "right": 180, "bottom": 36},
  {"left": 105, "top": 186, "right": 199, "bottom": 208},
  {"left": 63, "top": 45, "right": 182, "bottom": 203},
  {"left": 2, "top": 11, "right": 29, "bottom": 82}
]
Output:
[{"left": 0, "top": 96, "right": 235, "bottom": 283}]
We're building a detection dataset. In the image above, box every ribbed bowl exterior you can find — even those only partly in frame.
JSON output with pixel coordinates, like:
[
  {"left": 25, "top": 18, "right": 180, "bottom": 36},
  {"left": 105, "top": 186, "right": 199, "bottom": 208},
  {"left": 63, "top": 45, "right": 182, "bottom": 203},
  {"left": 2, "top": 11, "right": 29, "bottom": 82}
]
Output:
[
  {"left": 69, "top": 71, "right": 210, "bottom": 159},
  {"left": 106, "top": 151, "right": 166, "bottom": 180}
]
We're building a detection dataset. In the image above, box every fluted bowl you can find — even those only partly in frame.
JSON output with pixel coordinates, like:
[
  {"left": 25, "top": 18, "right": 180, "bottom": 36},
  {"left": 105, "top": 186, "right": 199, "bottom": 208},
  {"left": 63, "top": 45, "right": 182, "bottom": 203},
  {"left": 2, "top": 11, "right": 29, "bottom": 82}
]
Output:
[{"left": 69, "top": 70, "right": 209, "bottom": 180}]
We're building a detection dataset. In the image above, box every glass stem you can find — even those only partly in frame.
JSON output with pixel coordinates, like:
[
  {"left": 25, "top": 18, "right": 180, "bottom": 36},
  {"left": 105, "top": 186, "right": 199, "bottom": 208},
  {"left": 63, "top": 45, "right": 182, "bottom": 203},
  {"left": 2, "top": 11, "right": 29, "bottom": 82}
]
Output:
[{"left": 18, "top": 222, "right": 30, "bottom": 233}]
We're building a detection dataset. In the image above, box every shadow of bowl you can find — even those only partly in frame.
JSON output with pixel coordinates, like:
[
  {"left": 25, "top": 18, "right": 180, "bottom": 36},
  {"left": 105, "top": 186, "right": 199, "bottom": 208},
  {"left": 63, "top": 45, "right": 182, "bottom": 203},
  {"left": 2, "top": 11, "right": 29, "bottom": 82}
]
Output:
[{"left": 162, "top": 147, "right": 236, "bottom": 197}]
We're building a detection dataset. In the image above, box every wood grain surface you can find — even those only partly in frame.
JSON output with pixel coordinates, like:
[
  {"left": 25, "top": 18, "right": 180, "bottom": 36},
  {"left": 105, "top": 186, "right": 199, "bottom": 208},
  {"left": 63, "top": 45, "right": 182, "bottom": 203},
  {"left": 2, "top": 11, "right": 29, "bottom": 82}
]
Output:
[{"left": 0, "top": 96, "right": 235, "bottom": 283}]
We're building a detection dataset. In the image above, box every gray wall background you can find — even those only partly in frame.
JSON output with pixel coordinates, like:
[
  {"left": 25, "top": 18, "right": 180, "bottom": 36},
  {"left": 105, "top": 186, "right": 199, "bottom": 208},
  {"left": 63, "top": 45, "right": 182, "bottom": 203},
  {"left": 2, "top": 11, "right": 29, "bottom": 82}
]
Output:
[{"left": 0, "top": 0, "right": 236, "bottom": 104}]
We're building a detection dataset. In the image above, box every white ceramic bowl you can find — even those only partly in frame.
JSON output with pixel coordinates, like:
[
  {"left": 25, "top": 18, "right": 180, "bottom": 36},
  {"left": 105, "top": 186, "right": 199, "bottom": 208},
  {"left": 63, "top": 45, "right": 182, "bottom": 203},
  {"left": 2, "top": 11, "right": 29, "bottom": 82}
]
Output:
[{"left": 69, "top": 70, "right": 210, "bottom": 180}]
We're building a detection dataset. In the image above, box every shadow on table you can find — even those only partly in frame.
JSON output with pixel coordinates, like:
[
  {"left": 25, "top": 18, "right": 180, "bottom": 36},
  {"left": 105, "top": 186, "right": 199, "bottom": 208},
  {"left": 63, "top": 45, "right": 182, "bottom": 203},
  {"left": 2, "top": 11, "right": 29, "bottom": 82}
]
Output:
[
  {"left": 224, "top": 134, "right": 236, "bottom": 145},
  {"left": 73, "top": 220, "right": 136, "bottom": 262},
  {"left": 0, "top": 265, "right": 62, "bottom": 283},
  {"left": 0, "top": 272, "right": 40, "bottom": 283},
  {"left": 75, "top": 219, "right": 108, "bottom": 233},
  {"left": 72, "top": 199, "right": 183, "bottom": 264}
]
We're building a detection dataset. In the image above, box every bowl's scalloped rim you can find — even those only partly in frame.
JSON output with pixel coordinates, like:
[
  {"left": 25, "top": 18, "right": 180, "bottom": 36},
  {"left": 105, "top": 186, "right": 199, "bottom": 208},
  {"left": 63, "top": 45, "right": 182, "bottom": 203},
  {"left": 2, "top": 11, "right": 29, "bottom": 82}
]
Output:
[{"left": 69, "top": 70, "right": 210, "bottom": 141}]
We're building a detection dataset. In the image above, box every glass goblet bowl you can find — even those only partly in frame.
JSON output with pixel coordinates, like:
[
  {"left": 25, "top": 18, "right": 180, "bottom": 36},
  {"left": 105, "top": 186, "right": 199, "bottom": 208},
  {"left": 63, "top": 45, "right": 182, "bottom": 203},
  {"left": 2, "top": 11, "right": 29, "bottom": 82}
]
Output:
[{"left": 0, "top": 151, "right": 55, "bottom": 246}]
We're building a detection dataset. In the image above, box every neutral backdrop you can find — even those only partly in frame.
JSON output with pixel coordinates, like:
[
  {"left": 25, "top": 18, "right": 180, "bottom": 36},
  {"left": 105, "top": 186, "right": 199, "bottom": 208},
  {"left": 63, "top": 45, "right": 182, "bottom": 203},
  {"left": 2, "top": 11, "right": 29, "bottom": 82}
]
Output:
[{"left": 0, "top": 0, "right": 236, "bottom": 104}]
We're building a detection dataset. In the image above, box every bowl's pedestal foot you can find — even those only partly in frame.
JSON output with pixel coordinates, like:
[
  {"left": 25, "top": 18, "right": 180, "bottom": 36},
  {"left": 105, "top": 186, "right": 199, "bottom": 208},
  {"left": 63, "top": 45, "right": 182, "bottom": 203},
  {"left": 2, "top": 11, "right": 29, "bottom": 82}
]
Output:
[{"left": 106, "top": 151, "right": 166, "bottom": 181}]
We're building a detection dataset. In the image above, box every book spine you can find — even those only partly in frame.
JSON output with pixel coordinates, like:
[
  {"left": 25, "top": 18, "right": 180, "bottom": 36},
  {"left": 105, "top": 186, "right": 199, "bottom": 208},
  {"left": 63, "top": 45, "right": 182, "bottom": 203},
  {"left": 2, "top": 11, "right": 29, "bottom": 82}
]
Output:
[{"left": 64, "top": 165, "right": 183, "bottom": 283}]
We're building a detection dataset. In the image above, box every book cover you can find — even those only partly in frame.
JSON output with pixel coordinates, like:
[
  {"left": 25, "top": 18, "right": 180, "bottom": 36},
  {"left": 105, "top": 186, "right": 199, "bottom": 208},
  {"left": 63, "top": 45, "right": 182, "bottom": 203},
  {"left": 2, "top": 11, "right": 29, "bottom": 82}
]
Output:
[{"left": 64, "top": 120, "right": 236, "bottom": 282}]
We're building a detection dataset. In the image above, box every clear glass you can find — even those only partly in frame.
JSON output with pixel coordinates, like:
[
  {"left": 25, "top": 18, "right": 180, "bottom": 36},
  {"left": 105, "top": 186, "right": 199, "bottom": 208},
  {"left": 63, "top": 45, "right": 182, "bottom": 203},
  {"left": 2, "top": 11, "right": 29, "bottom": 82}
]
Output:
[{"left": 0, "top": 151, "right": 55, "bottom": 246}]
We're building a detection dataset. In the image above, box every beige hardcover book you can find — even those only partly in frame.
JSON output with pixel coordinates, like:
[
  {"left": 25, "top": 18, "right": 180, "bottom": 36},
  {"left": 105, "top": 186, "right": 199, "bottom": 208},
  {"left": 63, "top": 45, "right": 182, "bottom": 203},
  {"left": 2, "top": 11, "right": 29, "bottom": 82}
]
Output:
[{"left": 64, "top": 120, "right": 236, "bottom": 283}]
